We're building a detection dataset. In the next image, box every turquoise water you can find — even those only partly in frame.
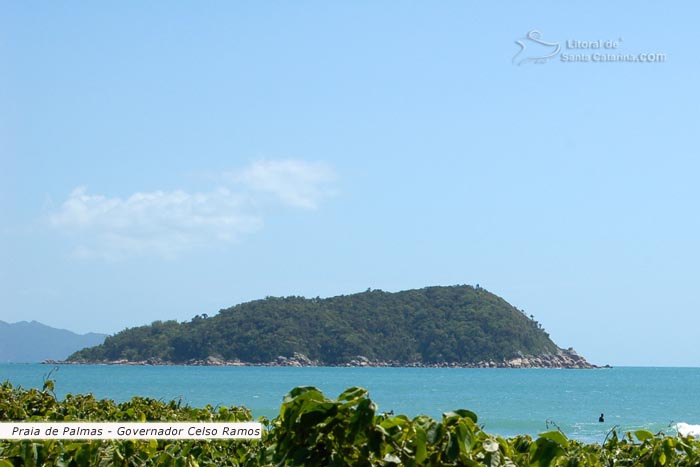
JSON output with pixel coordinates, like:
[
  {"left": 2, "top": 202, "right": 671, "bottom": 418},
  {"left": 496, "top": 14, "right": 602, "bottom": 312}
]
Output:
[{"left": 1, "top": 365, "right": 697, "bottom": 443}]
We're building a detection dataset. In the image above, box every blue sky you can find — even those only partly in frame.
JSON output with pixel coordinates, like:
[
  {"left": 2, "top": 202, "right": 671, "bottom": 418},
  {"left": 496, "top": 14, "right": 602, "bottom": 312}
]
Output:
[{"left": 2, "top": 2, "right": 698, "bottom": 366}]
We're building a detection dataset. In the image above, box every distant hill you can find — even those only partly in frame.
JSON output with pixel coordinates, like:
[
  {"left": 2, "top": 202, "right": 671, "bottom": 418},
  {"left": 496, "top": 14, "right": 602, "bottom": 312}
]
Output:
[
  {"left": 69, "top": 285, "right": 592, "bottom": 367},
  {"left": 0, "top": 320, "right": 107, "bottom": 363}
]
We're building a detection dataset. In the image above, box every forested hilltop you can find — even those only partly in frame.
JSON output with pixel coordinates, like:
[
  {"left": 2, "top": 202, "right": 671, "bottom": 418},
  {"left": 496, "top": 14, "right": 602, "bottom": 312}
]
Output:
[{"left": 68, "top": 285, "right": 595, "bottom": 367}]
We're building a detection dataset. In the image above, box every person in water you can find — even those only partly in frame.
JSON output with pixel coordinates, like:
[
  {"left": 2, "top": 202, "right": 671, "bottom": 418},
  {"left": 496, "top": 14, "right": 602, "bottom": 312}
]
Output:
[{"left": 599, "top": 413, "right": 605, "bottom": 423}]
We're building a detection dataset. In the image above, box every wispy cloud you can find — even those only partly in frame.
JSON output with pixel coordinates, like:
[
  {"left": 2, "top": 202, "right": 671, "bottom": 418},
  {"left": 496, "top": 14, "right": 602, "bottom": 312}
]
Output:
[
  {"left": 49, "top": 159, "right": 336, "bottom": 259},
  {"left": 233, "top": 159, "right": 336, "bottom": 209}
]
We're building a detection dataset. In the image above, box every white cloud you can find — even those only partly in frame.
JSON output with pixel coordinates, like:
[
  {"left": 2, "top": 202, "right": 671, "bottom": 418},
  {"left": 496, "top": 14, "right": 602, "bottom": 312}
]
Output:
[
  {"left": 234, "top": 159, "right": 336, "bottom": 209},
  {"left": 49, "top": 159, "right": 336, "bottom": 259},
  {"left": 50, "top": 187, "right": 261, "bottom": 259}
]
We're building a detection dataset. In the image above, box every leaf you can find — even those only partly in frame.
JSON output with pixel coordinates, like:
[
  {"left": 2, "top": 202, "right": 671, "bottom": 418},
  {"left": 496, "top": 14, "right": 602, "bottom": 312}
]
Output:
[
  {"left": 634, "top": 430, "right": 654, "bottom": 442},
  {"left": 0, "top": 460, "right": 15, "bottom": 467},
  {"left": 444, "top": 409, "right": 478, "bottom": 423},
  {"left": 414, "top": 426, "right": 428, "bottom": 463},
  {"left": 42, "top": 379, "right": 55, "bottom": 393},
  {"left": 446, "top": 432, "right": 460, "bottom": 461},
  {"left": 337, "top": 387, "right": 367, "bottom": 402},
  {"left": 380, "top": 417, "right": 410, "bottom": 431},
  {"left": 423, "top": 421, "right": 442, "bottom": 444},
  {"left": 348, "top": 398, "right": 376, "bottom": 440},
  {"left": 530, "top": 438, "right": 565, "bottom": 467},
  {"left": 282, "top": 386, "right": 323, "bottom": 404},
  {"left": 456, "top": 421, "right": 474, "bottom": 454},
  {"left": 537, "top": 430, "right": 570, "bottom": 448},
  {"left": 657, "top": 451, "right": 667, "bottom": 466}
]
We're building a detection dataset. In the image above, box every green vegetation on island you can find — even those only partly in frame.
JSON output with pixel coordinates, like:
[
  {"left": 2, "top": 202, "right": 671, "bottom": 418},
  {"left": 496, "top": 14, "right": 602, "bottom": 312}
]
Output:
[
  {"left": 0, "top": 380, "right": 696, "bottom": 467},
  {"left": 68, "top": 285, "right": 581, "bottom": 366}
]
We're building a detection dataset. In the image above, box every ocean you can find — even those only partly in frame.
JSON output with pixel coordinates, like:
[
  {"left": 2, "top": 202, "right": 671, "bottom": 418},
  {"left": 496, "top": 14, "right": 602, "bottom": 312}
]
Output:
[{"left": 1, "top": 365, "right": 697, "bottom": 443}]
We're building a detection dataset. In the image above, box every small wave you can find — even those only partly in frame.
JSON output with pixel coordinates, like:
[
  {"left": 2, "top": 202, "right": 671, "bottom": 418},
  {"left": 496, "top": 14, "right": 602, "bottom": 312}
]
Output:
[{"left": 676, "top": 423, "right": 700, "bottom": 437}]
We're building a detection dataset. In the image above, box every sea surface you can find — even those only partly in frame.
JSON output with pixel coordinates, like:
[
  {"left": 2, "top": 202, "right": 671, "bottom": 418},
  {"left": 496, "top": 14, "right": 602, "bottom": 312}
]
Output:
[{"left": 1, "top": 365, "right": 697, "bottom": 443}]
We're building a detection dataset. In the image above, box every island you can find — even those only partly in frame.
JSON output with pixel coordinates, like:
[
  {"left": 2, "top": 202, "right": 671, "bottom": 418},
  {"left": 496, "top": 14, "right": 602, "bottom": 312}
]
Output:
[{"left": 64, "top": 285, "right": 604, "bottom": 368}]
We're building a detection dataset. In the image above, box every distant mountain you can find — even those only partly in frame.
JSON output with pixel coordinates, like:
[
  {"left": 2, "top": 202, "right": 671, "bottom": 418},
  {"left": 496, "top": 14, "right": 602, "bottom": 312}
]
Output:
[
  {"left": 0, "top": 320, "right": 107, "bottom": 363},
  {"left": 69, "top": 285, "right": 595, "bottom": 367}
]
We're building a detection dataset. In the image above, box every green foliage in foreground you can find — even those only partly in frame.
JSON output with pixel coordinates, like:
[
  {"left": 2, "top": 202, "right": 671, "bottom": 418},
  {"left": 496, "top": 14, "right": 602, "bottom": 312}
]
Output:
[
  {"left": 2, "top": 380, "right": 699, "bottom": 467},
  {"left": 69, "top": 285, "right": 559, "bottom": 364}
]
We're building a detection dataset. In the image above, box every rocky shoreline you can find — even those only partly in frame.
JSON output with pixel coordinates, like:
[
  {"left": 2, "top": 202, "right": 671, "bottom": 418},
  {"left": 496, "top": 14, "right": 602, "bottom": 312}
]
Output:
[{"left": 46, "top": 348, "right": 609, "bottom": 369}]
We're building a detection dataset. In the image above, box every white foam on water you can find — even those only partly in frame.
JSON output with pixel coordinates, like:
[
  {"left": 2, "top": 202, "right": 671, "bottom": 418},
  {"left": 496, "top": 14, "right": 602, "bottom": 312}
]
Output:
[{"left": 676, "top": 423, "right": 700, "bottom": 437}]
